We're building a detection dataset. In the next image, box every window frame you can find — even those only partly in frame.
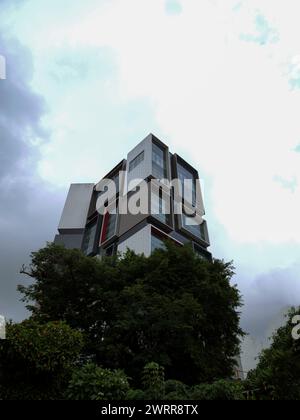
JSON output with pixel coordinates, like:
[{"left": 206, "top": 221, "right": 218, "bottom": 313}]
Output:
[
  {"left": 129, "top": 151, "right": 145, "bottom": 172},
  {"left": 81, "top": 215, "right": 102, "bottom": 256},
  {"left": 152, "top": 141, "right": 168, "bottom": 179}
]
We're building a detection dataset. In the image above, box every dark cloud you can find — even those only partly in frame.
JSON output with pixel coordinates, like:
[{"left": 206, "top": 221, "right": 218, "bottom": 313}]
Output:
[
  {"left": 0, "top": 36, "right": 46, "bottom": 174},
  {"left": 0, "top": 28, "right": 65, "bottom": 321},
  {"left": 208, "top": 206, "right": 300, "bottom": 372},
  {"left": 239, "top": 265, "right": 300, "bottom": 338},
  {"left": 237, "top": 264, "right": 300, "bottom": 372}
]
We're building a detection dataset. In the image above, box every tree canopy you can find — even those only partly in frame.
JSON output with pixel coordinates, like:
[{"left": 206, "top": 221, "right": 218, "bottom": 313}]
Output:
[
  {"left": 246, "top": 307, "right": 300, "bottom": 400},
  {"left": 18, "top": 242, "right": 243, "bottom": 385},
  {"left": 0, "top": 320, "right": 83, "bottom": 400}
]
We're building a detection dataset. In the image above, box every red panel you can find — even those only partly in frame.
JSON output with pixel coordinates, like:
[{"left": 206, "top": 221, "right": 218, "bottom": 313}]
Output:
[{"left": 100, "top": 210, "right": 110, "bottom": 244}]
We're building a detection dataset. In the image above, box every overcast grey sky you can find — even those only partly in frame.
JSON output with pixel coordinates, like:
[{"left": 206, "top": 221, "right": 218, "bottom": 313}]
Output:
[{"left": 1, "top": 0, "right": 300, "bottom": 372}]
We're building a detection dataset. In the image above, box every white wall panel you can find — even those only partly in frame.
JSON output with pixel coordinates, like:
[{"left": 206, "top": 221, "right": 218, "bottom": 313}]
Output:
[{"left": 58, "top": 183, "right": 94, "bottom": 233}]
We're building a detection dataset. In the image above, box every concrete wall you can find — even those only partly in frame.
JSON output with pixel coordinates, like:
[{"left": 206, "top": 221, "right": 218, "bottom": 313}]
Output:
[{"left": 58, "top": 183, "right": 94, "bottom": 234}]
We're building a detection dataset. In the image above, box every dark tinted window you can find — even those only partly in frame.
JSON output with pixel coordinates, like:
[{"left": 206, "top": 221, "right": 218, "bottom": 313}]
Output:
[
  {"left": 129, "top": 151, "right": 144, "bottom": 172},
  {"left": 82, "top": 221, "right": 98, "bottom": 255},
  {"left": 182, "top": 214, "right": 206, "bottom": 241},
  {"left": 152, "top": 143, "right": 167, "bottom": 179},
  {"left": 151, "top": 192, "right": 172, "bottom": 226},
  {"left": 177, "top": 163, "right": 196, "bottom": 206},
  {"left": 151, "top": 234, "right": 166, "bottom": 253}
]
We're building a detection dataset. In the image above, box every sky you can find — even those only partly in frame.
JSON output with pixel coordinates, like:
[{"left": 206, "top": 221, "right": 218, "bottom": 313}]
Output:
[{"left": 1, "top": 0, "right": 300, "bottom": 372}]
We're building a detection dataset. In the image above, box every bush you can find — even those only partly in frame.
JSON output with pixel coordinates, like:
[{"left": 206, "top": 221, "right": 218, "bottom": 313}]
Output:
[
  {"left": 142, "top": 362, "right": 165, "bottom": 399},
  {"left": 191, "top": 380, "right": 245, "bottom": 400},
  {"left": 0, "top": 320, "right": 83, "bottom": 400},
  {"left": 66, "top": 363, "right": 130, "bottom": 400},
  {"left": 125, "top": 389, "right": 146, "bottom": 400},
  {"left": 5, "top": 320, "right": 83, "bottom": 373},
  {"left": 164, "top": 380, "right": 191, "bottom": 400}
]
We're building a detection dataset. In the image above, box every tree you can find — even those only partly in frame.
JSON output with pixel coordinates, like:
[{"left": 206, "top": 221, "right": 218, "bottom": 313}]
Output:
[
  {"left": 247, "top": 307, "right": 300, "bottom": 400},
  {"left": 19, "top": 242, "right": 243, "bottom": 385},
  {"left": 142, "top": 362, "right": 165, "bottom": 400},
  {"left": 66, "top": 363, "right": 130, "bottom": 400},
  {"left": 0, "top": 320, "right": 83, "bottom": 400},
  {"left": 191, "top": 380, "right": 245, "bottom": 400}
]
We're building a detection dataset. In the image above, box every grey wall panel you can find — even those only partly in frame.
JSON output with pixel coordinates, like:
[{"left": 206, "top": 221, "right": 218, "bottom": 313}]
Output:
[
  {"left": 126, "top": 134, "right": 153, "bottom": 193},
  {"left": 58, "top": 183, "right": 94, "bottom": 233},
  {"left": 125, "top": 134, "right": 171, "bottom": 194},
  {"left": 118, "top": 212, "right": 148, "bottom": 238},
  {"left": 118, "top": 225, "right": 151, "bottom": 257},
  {"left": 54, "top": 233, "right": 83, "bottom": 250}
]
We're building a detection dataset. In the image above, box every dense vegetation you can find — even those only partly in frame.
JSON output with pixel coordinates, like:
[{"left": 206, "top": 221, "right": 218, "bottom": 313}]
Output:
[
  {"left": 245, "top": 308, "right": 300, "bottom": 400},
  {"left": 0, "top": 243, "right": 298, "bottom": 399}
]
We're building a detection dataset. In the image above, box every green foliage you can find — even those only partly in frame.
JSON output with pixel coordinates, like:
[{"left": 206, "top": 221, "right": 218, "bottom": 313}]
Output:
[
  {"left": 19, "top": 242, "right": 243, "bottom": 385},
  {"left": 125, "top": 388, "right": 146, "bottom": 400},
  {"left": 0, "top": 320, "right": 83, "bottom": 400},
  {"left": 164, "top": 380, "right": 191, "bottom": 400},
  {"left": 247, "top": 307, "right": 300, "bottom": 400},
  {"left": 191, "top": 380, "right": 245, "bottom": 400},
  {"left": 127, "top": 363, "right": 191, "bottom": 400},
  {"left": 6, "top": 320, "right": 83, "bottom": 372},
  {"left": 66, "top": 363, "right": 130, "bottom": 400},
  {"left": 126, "top": 362, "right": 244, "bottom": 401},
  {"left": 142, "top": 362, "right": 165, "bottom": 399}
]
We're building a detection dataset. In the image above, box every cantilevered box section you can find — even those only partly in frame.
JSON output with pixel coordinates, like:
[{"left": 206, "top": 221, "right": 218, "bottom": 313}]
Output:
[{"left": 54, "top": 134, "right": 212, "bottom": 260}]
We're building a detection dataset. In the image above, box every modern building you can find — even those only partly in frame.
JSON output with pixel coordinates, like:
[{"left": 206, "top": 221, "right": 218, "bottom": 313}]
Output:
[
  {"left": 54, "top": 134, "right": 212, "bottom": 260},
  {"left": 53, "top": 136, "right": 246, "bottom": 379}
]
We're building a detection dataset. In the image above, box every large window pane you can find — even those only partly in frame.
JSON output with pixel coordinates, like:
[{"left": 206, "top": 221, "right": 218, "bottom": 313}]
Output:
[
  {"left": 129, "top": 151, "right": 144, "bottom": 172},
  {"left": 102, "top": 243, "right": 117, "bottom": 257},
  {"left": 105, "top": 212, "right": 117, "bottom": 240},
  {"left": 152, "top": 143, "right": 167, "bottom": 179},
  {"left": 112, "top": 173, "right": 120, "bottom": 194},
  {"left": 151, "top": 234, "right": 166, "bottom": 253},
  {"left": 151, "top": 192, "right": 171, "bottom": 226},
  {"left": 194, "top": 244, "right": 207, "bottom": 260},
  {"left": 82, "top": 222, "right": 98, "bottom": 255},
  {"left": 182, "top": 214, "right": 206, "bottom": 241},
  {"left": 177, "top": 163, "right": 196, "bottom": 206}
]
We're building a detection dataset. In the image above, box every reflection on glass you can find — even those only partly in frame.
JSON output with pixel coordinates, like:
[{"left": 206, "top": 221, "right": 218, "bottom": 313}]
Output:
[
  {"left": 105, "top": 213, "right": 117, "bottom": 240},
  {"left": 177, "top": 163, "right": 196, "bottom": 206},
  {"left": 151, "top": 234, "right": 166, "bottom": 253},
  {"left": 182, "top": 214, "right": 206, "bottom": 241},
  {"left": 82, "top": 222, "right": 97, "bottom": 255},
  {"left": 152, "top": 143, "right": 167, "bottom": 179},
  {"left": 151, "top": 192, "right": 171, "bottom": 226}
]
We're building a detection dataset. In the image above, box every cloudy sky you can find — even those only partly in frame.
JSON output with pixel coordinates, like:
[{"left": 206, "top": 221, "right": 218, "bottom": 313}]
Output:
[{"left": 1, "top": 0, "right": 300, "bottom": 372}]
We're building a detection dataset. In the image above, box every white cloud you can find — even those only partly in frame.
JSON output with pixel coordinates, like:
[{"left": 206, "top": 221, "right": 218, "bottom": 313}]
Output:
[
  {"left": 7, "top": 0, "right": 300, "bottom": 244},
  {"left": 40, "top": 0, "right": 300, "bottom": 245}
]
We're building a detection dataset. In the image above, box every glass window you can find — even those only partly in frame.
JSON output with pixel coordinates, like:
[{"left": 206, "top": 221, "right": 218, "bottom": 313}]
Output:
[
  {"left": 103, "top": 243, "right": 117, "bottom": 257},
  {"left": 193, "top": 244, "right": 206, "bottom": 260},
  {"left": 129, "top": 151, "right": 145, "bottom": 172},
  {"left": 182, "top": 214, "right": 206, "bottom": 241},
  {"left": 177, "top": 163, "right": 196, "bottom": 206},
  {"left": 112, "top": 173, "right": 120, "bottom": 194},
  {"left": 82, "top": 221, "right": 98, "bottom": 255},
  {"left": 105, "top": 212, "right": 117, "bottom": 241},
  {"left": 151, "top": 192, "right": 172, "bottom": 226},
  {"left": 152, "top": 143, "right": 167, "bottom": 179},
  {"left": 151, "top": 234, "right": 166, "bottom": 253}
]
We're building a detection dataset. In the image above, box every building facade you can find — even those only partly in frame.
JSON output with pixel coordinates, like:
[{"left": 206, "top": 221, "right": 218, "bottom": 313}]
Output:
[{"left": 54, "top": 134, "right": 212, "bottom": 260}]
